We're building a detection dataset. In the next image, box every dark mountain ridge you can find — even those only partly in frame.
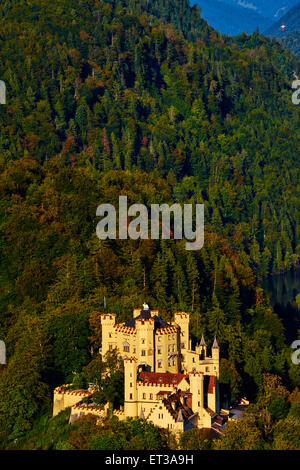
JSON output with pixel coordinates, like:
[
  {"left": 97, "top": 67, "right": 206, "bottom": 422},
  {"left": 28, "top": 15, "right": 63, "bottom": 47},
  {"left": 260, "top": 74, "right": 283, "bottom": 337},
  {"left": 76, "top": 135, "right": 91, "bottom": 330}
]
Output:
[{"left": 193, "top": 0, "right": 299, "bottom": 35}]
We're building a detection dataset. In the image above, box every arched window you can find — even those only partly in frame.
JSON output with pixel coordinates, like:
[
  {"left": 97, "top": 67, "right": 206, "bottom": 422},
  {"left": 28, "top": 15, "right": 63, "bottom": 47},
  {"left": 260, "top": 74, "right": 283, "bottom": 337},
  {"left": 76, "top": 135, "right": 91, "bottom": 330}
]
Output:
[{"left": 123, "top": 343, "right": 130, "bottom": 352}]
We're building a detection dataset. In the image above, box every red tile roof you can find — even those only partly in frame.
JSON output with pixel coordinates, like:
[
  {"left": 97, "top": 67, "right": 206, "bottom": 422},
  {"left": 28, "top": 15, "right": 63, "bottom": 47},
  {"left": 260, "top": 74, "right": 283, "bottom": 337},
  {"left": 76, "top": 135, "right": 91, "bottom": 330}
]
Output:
[
  {"left": 208, "top": 375, "right": 215, "bottom": 394},
  {"left": 138, "top": 372, "right": 187, "bottom": 385}
]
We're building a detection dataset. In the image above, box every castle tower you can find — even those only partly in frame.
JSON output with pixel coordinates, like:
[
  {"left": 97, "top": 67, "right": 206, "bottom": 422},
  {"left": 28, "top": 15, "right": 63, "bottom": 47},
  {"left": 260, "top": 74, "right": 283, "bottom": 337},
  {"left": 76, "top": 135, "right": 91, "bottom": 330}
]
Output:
[
  {"left": 124, "top": 357, "right": 138, "bottom": 418},
  {"left": 189, "top": 371, "right": 204, "bottom": 416},
  {"left": 211, "top": 338, "right": 220, "bottom": 413},
  {"left": 135, "top": 317, "right": 155, "bottom": 371},
  {"left": 197, "top": 334, "right": 207, "bottom": 359},
  {"left": 212, "top": 337, "right": 220, "bottom": 378},
  {"left": 100, "top": 314, "right": 116, "bottom": 356},
  {"left": 174, "top": 312, "right": 190, "bottom": 348}
]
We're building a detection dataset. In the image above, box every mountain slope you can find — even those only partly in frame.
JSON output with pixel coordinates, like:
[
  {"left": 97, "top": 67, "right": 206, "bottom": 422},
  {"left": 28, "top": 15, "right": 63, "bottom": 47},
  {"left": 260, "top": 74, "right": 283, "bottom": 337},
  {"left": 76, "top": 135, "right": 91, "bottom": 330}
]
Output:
[
  {"left": 192, "top": 0, "right": 272, "bottom": 35},
  {"left": 281, "top": 30, "right": 300, "bottom": 58},
  {"left": 224, "top": 0, "right": 299, "bottom": 19},
  {"left": 265, "top": 2, "right": 300, "bottom": 58},
  {"left": 192, "top": 0, "right": 299, "bottom": 35},
  {"left": 265, "top": 1, "right": 300, "bottom": 37}
]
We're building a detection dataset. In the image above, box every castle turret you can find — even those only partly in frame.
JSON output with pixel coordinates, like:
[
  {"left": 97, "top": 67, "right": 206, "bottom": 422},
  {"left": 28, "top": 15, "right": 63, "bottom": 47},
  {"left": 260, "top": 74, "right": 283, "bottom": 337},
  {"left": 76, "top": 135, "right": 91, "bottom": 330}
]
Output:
[
  {"left": 124, "top": 357, "right": 138, "bottom": 418},
  {"left": 174, "top": 312, "right": 190, "bottom": 349},
  {"left": 199, "top": 334, "right": 207, "bottom": 359},
  {"left": 212, "top": 337, "right": 220, "bottom": 378},
  {"left": 100, "top": 314, "right": 116, "bottom": 356},
  {"left": 135, "top": 316, "right": 155, "bottom": 371},
  {"left": 189, "top": 371, "right": 204, "bottom": 416}
]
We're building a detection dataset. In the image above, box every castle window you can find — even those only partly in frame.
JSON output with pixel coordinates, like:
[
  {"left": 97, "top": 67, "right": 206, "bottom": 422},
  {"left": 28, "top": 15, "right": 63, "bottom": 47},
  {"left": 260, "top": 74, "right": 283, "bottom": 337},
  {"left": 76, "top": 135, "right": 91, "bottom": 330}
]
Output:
[
  {"left": 206, "top": 367, "right": 209, "bottom": 372},
  {"left": 193, "top": 357, "right": 195, "bottom": 363},
  {"left": 198, "top": 402, "right": 200, "bottom": 407},
  {"left": 158, "top": 347, "right": 161, "bottom": 354},
  {"left": 130, "top": 382, "right": 133, "bottom": 387},
  {"left": 158, "top": 360, "right": 162, "bottom": 368},
  {"left": 109, "top": 333, "right": 112, "bottom": 338},
  {"left": 168, "top": 345, "right": 170, "bottom": 352},
  {"left": 143, "top": 393, "right": 146, "bottom": 399},
  {"left": 172, "top": 358, "right": 175, "bottom": 366},
  {"left": 130, "top": 393, "right": 133, "bottom": 399},
  {"left": 141, "top": 350, "right": 146, "bottom": 356},
  {"left": 142, "top": 339, "right": 145, "bottom": 344},
  {"left": 109, "top": 344, "right": 113, "bottom": 350},
  {"left": 181, "top": 343, "right": 185, "bottom": 349},
  {"left": 150, "top": 394, "right": 153, "bottom": 400},
  {"left": 123, "top": 344, "right": 130, "bottom": 352},
  {"left": 172, "top": 344, "right": 175, "bottom": 352},
  {"left": 133, "top": 347, "right": 136, "bottom": 353}
]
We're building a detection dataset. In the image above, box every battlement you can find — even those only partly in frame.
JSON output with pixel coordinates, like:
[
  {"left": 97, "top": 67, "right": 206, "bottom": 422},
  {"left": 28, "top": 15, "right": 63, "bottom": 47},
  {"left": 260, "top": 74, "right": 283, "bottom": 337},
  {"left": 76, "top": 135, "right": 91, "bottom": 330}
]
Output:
[
  {"left": 54, "top": 385, "right": 96, "bottom": 397},
  {"left": 114, "top": 324, "right": 136, "bottom": 334},
  {"left": 135, "top": 317, "right": 155, "bottom": 324},
  {"left": 155, "top": 325, "right": 179, "bottom": 335},
  {"left": 101, "top": 314, "right": 116, "bottom": 322},
  {"left": 113, "top": 409, "right": 125, "bottom": 416},
  {"left": 124, "top": 357, "right": 138, "bottom": 363},
  {"left": 72, "top": 403, "right": 105, "bottom": 412},
  {"left": 189, "top": 371, "right": 204, "bottom": 377},
  {"left": 137, "top": 382, "right": 177, "bottom": 389},
  {"left": 174, "top": 312, "right": 190, "bottom": 321}
]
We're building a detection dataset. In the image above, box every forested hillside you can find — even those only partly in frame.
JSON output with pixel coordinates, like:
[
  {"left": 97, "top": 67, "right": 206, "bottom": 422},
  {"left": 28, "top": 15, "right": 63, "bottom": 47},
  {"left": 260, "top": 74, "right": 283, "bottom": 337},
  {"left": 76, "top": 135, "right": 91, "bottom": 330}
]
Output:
[
  {"left": 282, "top": 30, "right": 300, "bottom": 58},
  {"left": 0, "top": 0, "right": 299, "bottom": 449}
]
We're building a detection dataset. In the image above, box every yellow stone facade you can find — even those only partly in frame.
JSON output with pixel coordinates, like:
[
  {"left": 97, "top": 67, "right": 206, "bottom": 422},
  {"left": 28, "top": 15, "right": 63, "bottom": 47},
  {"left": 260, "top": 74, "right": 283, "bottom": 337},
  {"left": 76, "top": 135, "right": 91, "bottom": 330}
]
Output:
[
  {"left": 53, "top": 307, "right": 221, "bottom": 434},
  {"left": 101, "top": 307, "right": 220, "bottom": 431},
  {"left": 101, "top": 308, "right": 219, "bottom": 378}
]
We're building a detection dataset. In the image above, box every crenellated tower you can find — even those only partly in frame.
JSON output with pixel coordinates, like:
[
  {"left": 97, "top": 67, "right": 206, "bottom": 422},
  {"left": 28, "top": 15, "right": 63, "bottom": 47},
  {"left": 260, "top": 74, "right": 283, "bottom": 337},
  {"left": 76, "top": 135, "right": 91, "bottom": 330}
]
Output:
[{"left": 124, "top": 357, "right": 138, "bottom": 418}]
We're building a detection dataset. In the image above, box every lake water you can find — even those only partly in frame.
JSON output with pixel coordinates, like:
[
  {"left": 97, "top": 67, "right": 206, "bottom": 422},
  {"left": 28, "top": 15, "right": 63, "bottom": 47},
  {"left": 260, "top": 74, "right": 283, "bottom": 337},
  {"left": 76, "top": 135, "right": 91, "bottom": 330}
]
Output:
[
  {"left": 261, "top": 269, "right": 300, "bottom": 342},
  {"left": 262, "top": 269, "right": 300, "bottom": 307}
]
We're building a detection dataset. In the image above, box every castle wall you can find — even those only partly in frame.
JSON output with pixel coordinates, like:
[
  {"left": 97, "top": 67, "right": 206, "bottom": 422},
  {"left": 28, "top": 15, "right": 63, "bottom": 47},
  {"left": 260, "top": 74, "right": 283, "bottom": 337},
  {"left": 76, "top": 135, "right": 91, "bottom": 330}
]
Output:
[
  {"left": 53, "top": 387, "right": 93, "bottom": 417},
  {"left": 69, "top": 403, "right": 108, "bottom": 424}
]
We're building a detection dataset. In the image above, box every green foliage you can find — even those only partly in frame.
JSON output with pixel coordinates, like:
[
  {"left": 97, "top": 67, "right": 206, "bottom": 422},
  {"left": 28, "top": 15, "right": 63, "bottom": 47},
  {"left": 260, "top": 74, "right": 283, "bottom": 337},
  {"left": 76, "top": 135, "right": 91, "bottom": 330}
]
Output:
[
  {"left": 215, "top": 417, "right": 264, "bottom": 450},
  {"left": 6, "top": 409, "right": 72, "bottom": 450},
  {"left": 0, "top": 0, "right": 299, "bottom": 450},
  {"left": 88, "top": 417, "right": 165, "bottom": 450},
  {"left": 179, "top": 428, "right": 212, "bottom": 450},
  {"left": 85, "top": 350, "right": 124, "bottom": 410}
]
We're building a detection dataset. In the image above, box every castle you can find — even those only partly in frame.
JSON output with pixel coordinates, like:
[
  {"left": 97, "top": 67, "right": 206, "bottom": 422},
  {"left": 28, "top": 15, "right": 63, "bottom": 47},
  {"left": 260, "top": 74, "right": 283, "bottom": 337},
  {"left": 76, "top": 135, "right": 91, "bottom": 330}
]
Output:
[{"left": 53, "top": 305, "right": 221, "bottom": 434}]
